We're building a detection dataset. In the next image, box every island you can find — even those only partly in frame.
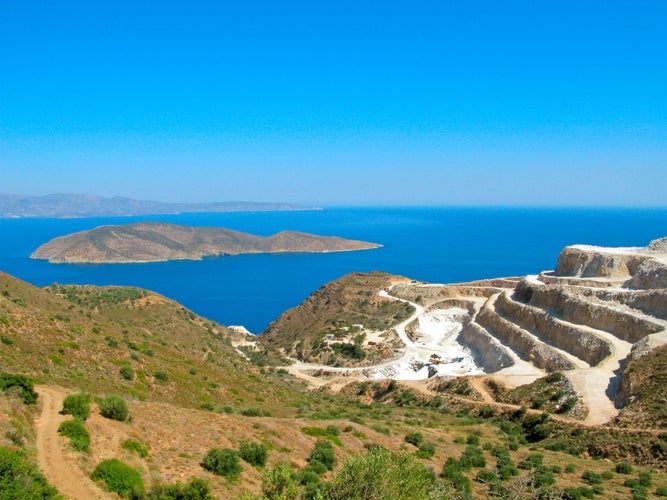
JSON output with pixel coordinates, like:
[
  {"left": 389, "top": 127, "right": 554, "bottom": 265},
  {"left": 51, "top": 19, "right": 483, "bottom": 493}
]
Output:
[{"left": 30, "top": 222, "right": 382, "bottom": 263}]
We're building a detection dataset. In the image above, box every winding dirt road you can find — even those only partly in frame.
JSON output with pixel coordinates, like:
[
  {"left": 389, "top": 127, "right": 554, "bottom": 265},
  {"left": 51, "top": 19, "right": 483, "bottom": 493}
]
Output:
[{"left": 35, "top": 385, "right": 110, "bottom": 500}]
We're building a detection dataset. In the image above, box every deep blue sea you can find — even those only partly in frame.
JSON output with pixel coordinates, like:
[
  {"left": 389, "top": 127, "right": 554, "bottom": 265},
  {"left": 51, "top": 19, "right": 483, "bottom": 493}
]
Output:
[{"left": 1, "top": 207, "right": 665, "bottom": 333}]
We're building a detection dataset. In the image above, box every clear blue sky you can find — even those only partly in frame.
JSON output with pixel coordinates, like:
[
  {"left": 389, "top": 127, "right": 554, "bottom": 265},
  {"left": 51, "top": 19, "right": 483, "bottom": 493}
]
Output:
[{"left": 1, "top": 1, "right": 665, "bottom": 206}]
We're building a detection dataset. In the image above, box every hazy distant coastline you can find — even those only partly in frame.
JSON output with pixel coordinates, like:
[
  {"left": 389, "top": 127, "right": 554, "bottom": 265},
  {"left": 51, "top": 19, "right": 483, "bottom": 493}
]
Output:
[{"left": 0, "top": 193, "right": 319, "bottom": 219}]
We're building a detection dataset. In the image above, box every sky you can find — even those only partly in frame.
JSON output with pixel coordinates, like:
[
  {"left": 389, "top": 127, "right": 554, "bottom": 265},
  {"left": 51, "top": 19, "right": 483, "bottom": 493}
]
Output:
[{"left": 1, "top": 1, "right": 665, "bottom": 206}]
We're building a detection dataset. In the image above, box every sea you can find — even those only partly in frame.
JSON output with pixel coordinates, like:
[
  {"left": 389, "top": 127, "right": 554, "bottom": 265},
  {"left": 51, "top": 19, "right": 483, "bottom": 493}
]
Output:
[{"left": 1, "top": 207, "right": 665, "bottom": 334}]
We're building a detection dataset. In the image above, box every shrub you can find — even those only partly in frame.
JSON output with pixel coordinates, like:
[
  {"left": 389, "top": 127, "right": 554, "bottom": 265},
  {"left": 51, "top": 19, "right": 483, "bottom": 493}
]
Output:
[
  {"left": 239, "top": 441, "right": 268, "bottom": 467},
  {"left": 405, "top": 431, "right": 424, "bottom": 447},
  {"left": 582, "top": 470, "right": 602, "bottom": 485},
  {"left": 0, "top": 373, "right": 37, "bottom": 404},
  {"left": 240, "top": 407, "right": 269, "bottom": 417},
  {"left": 0, "top": 446, "right": 60, "bottom": 498},
  {"left": 308, "top": 440, "right": 336, "bottom": 471},
  {"left": 122, "top": 439, "right": 148, "bottom": 458},
  {"left": 91, "top": 458, "right": 144, "bottom": 497},
  {"left": 99, "top": 394, "right": 129, "bottom": 422},
  {"left": 324, "top": 447, "right": 443, "bottom": 499},
  {"left": 415, "top": 442, "right": 436, "bottom": 459},
  {"left": 145, "top": 478, "right": 211, "bottom": 499},
  {"left": 460, "top": 446, "right": 486, "bottom": 469},
  {"left": 62, "top": 393, "right": 90, "bottom": 420},
  {"left": 656, "top": 486, "right": 667, "bottom": 497},
  {"left": 638, "top": 471, "right": 652, "bottom": 487},
  {"left": 295, "top": 469, "right": 320, "bottom": 486},
  {"left": 301, "top": 426, "right": 343, "bottom": 446},
  {"left": 153, "top": 370, "right": 168, "bottom": 383},
  {"left": 326, "top": 425, "right": 340, "bottom": 436},
  {"left": 119, "top": 365, "right": 135, "bottom": 381},
  {"left": 466, "top": 434, "right": 480, "bottom": 446},
  {"left": 616, "top": 462, "right": 633, "bottom": 474},
  {"left": 58, "top": 419, "right": 90, "bottom": 452},
  {"left": 201, "top": 448, "right": 242, "bottom": 478},
  {"left": 261, "top": 463, "right": 299, "bottom": 500}
]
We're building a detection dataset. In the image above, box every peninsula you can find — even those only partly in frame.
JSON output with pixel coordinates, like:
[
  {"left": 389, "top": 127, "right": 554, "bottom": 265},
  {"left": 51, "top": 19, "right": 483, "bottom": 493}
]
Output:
[{"left": 30, "top": 222, "right": 382, "bottom": 263}]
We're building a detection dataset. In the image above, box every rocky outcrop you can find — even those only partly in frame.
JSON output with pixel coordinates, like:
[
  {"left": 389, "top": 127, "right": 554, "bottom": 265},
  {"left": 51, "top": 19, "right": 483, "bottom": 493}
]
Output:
[
  {"left": 554, "top": 245, "right": 644, "bottom": 279},
  {"left": 553, "top": 238, "right": 667, "bottom": 289},
  {"left": 31, "top": 222, "right": 382, "bottom": 263}
]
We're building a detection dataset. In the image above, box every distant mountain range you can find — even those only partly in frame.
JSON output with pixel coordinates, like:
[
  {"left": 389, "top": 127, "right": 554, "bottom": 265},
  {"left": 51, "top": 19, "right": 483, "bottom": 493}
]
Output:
[
  {"left": 31, "top": 222, "right": 381, "bottom": 263},
  {"left": 0, "top": 193, "right": 318, "bottom": 218}
]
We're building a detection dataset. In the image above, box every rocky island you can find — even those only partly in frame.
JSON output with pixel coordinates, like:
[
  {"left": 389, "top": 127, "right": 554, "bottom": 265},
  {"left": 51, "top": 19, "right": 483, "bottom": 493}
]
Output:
[{"left": 31, "top": 222, "right": 382, "bottom": 263}]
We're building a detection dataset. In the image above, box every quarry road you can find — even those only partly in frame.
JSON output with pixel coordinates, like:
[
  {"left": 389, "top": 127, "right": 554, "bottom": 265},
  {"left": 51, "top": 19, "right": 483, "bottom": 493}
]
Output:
[{"left": 35, "top": 385, "right": 111, "bottom": 500}]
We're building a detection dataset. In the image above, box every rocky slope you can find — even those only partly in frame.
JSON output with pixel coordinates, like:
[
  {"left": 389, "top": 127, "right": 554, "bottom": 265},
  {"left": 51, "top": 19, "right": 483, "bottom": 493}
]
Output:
[{"left": 31, "top": 222, "right": 381, "bottom": 263}]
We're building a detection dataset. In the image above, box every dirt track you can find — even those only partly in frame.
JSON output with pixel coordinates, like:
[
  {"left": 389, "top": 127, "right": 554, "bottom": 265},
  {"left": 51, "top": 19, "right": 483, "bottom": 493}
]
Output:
[{"left": 35, "top": 385, "right": 110, "bottom": 500}]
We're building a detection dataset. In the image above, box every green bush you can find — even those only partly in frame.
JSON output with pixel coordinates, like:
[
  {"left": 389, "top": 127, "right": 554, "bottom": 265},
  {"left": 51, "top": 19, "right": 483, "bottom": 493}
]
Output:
[
  {"left": 62, "top": 393, "right": 90, "bottom": 420},
  {"left": 638, "top": 471, "right": 652, "bottom": 487},
  {"left": 655, "top": 486, "right": 667, "bottom": 497},
  {"left": 58, "top": 419, "right": 90, "bottom": 452},
  {"left": 239, "top": 441, "right": 268, "bottom": 467},
  {"left": 99, "top": 394, "right": 129, "bottom": 422},
  {"left": 582, "top": 470, "right": 602, "bottom": 485},
  {"left": 0, "top": 446, "right": 60, "bottom": 498},
  {"left": 261, "top": 463, "right": 299, "bottom": 500},
  {"left": 415, "top": 442, "right": 436, "bottom": 459},
  {"left": 616, "top": 462, "right": 633, "bottom": 474},
  {"left": 322, "top": 447, "right": 444, "bottom": 499},
  {"left": 240, "top": 407, "right": 270, "bottom": 417},
  {"left": 0, "top": 373, "right": 37, "bottom": 404},
  {"left": 122, "top": 439, "right": 148, "bottom": 458},
  {"left": 466, "top": 434, "right": 480, "bottom": 446},
  {"left": 404, "top": 431, "right": 424, "bottom": 447},
  {"left": 459, "top": 445, "right": 486, "bottom": 469},
  {"left": 153, "top": 370, "right": 168, "bottom": 383},
  {"left": 145, "top": 478, "right": 211, "bottom": 499},
  {"left": 201, "top": 448, "right": 242, "bottom": 478},
  {"left": 308, "top": 440, "right": 336, "bottom": 471},
  {"left": 119, "top": 365, "right": 135, "bottom": 381},
  {"left": 91, "top": 458, "right": 144, "bottom": 497}
]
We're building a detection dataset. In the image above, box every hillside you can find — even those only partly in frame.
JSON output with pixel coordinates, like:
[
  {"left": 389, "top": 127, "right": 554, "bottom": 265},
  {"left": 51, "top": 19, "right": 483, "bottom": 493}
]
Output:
[
  {"left": 260, "top": 272, "right": 415, "bottom": 365},
  {"left": 3, "top": 238, "right": 667, "bottom": 498},
  {"left": 0, "top": 193, "right": 316, "bottom": 218},
  {"left": 30, "top": 222, "right": 381, "bottom": 263},
  {"left": 268, "top": 238, "right": 667, "bottom": 430},
  {"left": 0, "top": 272, "right": 299, "bottom": 413}
]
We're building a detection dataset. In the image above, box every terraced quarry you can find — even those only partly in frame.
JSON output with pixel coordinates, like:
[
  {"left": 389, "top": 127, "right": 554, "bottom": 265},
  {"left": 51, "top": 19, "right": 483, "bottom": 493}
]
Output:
[{"left": 286, "top": 238, "right": 667, "bottom": 426}]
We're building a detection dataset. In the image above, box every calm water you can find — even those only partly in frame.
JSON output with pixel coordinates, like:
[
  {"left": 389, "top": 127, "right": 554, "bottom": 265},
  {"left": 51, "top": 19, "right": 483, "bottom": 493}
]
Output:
[{"left": 1, "top": 207, "right": 665, "bottom": 333}]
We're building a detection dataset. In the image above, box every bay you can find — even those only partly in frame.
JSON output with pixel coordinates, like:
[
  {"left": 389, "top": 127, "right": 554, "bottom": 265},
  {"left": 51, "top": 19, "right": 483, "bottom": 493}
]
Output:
[{"left": 1, "top": 207, "right": 665, "bottom": 333}]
